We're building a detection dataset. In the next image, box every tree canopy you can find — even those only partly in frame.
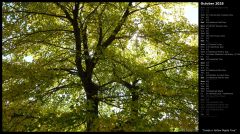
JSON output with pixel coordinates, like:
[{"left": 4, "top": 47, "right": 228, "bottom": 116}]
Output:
[{"left": 2, "top": 2, "right": 198, "bottom": 132}]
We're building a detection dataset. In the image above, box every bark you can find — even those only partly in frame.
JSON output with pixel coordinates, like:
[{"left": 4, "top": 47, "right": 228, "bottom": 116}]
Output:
[
  {"left": 119, "top": 79, "right": 139, "bottom": 127},
  {"left": 131, "top": 88, "right": 139, "bottom": 120},
  {"left": 84, "top": 81, "right": 99, "bottom": 132}
]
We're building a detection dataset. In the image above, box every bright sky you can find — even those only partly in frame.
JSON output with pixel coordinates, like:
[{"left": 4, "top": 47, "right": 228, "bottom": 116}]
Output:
[
  {"left": 23, "top": 55, "right": 33, "bottom": 62},
  {"left": 183, "top": 5, "right": 198, "bottom": 25}
]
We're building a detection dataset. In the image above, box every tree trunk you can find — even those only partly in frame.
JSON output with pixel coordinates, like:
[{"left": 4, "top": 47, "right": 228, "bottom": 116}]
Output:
[
  {"left": 131, "top": 89, "right": 139, "bottom": 118},
  {"left": 84, "top": 82, "right": 99, "bottom": 132},
  {"left": 130, "top": 89, "right": 139, "bottom": 123},
  {"left": 120, "top": 80, "right": 139, "bottom": 130}
]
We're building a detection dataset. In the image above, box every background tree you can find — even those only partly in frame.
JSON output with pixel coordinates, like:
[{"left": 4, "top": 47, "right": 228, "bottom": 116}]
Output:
[{"left": 2, "top": 2, "right": 198, "bottom": 132}]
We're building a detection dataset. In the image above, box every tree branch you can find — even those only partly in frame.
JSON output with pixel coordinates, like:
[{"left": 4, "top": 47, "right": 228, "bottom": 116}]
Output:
[
  {"left": 172, "top": 57, "right": 198, "bottom": 64},
  {"left": 43, "top": 83, "right": 79, "bottom": 96},
  {"left": 119, "top": 79, "right": 133, "bottom": 89},
  {"left": 100, "top": 100, "right": 125, "bottom": 110},
  {"left": 48, "top": 68, "right": 78, "bottom": 75},
  {"left": 3, "top": 29, "right": 73, "bottom": 45},
  {"left": 82, "top": 25, "right": 92, "bottom": 70},
  {"left": 12, "top": 113, "right": 38, "bottom": 119},
  {"left": 58, "top": 2, "right": 85, "bottom": 78},
  {"left": 92, "top": 3, "right": 132, "bottom": 67},
  {"left": 34, "top": 40, "right": 74, "bottom": 51},
  {"left": 83, "top": 3, "right": 101, "bottom": 26},
  {"left": 55, "top": 2, "right": 73, "bottom": 23},
  {"left": 3, "top": 10, "right": 67, "bottom": 18},
  {"left": 100, "top": 80, "right": 115, "bottom": 88},
  {"left": 73, "top": 2, "right": 80, "bottom": 20},
  {"left": 99, "top": 95, "right": 132, "bottom": 100},
  {"left": 96, "top": 4, "right": 107, "bottom": 48},
  {"left": 129, "top": 3, "right": 159, "bottom": 14},
  {"left": 101, "top": 2, "right": 132, "bottom": 49},
  {"left": 93, "top": 71, "right": 101, "bottom": 85},
  {"left": 147, "top": 51, "right": 182, "bottom": 69},
  {"left": 155, "top": 63, "right": 197, "bottom": 73}
]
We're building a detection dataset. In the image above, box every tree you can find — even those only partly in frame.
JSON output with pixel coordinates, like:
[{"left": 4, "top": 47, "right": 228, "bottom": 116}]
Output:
[{"left": 2, "top": 2, "right": 198, "bottom": 132}]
